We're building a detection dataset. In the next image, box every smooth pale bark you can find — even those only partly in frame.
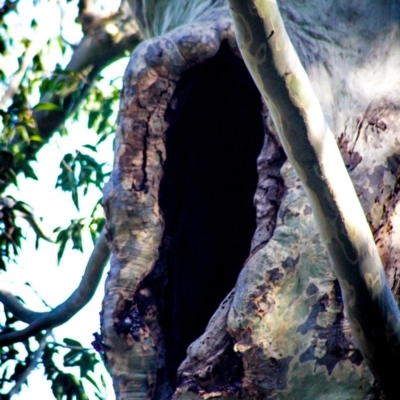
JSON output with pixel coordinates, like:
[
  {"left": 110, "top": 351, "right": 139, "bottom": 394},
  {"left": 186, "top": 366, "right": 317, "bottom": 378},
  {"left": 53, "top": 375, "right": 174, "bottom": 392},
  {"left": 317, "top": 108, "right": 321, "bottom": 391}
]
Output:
[{"left": 227, "top": 0, "right": 400, "bottom": 397}]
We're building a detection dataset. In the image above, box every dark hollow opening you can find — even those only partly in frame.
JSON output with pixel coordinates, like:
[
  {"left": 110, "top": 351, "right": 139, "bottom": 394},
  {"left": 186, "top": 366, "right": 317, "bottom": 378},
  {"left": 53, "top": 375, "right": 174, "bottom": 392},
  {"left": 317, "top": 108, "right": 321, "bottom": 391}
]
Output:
[{"left": 158, "top": 41, "right": 265, "bottom": 388}]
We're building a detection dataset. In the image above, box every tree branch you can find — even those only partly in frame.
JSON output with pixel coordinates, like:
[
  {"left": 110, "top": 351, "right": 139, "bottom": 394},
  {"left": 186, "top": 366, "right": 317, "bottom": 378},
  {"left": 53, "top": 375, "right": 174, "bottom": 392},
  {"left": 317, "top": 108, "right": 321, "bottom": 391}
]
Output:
[
  {"left": 0, "top": 229, "right": 109, "bottom": 346},
  {"left": 228, "top": 0, "right": 400, "bottom": 397},
  {"left": 33, "top": 3, "right": 142, "bottom": 142},
  {"left": 0, "top": 289, "right": 43, "bottom": 323},
  {"left": 78, "top": 0, "right": 95, "bottom": 17},
  {"left": 0, "top": 24, "right": 48, "bottom": 110},
  {"left": 6, "top": 329, "right": 51, "bottom": 396}
]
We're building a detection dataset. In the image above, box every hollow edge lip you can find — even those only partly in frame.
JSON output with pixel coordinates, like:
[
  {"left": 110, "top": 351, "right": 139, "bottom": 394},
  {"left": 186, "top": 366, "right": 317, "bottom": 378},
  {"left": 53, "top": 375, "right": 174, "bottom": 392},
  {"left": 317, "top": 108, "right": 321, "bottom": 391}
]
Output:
[{"left": 101, "top": 13, "right": 245, "bottom": 400}]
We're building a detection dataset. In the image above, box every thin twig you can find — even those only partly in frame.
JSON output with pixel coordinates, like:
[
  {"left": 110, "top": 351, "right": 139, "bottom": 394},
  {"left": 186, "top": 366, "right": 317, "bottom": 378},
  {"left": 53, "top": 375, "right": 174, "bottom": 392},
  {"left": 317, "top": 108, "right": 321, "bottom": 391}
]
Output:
[{"left": 24, "top": 282, "right": 53, "bottom": 310}]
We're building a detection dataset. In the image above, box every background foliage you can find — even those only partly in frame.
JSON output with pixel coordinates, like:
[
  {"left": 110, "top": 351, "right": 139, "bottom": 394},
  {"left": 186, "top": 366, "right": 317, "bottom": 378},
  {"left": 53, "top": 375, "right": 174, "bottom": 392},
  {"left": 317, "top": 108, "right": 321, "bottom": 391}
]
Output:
[{"left": 0, "top": 0, "right": 129, "bottom": 397}]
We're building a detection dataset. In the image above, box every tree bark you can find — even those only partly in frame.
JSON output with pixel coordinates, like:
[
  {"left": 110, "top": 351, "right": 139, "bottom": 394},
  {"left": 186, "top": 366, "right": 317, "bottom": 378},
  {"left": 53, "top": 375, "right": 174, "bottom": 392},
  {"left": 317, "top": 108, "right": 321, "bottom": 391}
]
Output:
[
  {"left": 102, "top": 1, "right": 400, "bottom": 399},
  {"left": 228, "top": 0, "right": 400, "bottom": 396}
]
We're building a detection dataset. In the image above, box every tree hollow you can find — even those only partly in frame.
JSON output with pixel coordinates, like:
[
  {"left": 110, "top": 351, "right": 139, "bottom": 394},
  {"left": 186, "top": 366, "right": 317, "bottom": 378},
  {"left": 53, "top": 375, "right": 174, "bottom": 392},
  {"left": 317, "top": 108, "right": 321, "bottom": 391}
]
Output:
[{"left": 156, "top": 42, "right": 265, "bottom": 386}]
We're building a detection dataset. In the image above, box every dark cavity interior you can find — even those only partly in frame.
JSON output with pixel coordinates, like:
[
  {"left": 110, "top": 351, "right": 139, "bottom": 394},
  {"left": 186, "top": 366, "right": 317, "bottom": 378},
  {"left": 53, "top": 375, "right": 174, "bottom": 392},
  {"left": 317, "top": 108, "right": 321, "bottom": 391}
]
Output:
[{"left": 158, "top": 41, "right": 264, "bottom": 386}]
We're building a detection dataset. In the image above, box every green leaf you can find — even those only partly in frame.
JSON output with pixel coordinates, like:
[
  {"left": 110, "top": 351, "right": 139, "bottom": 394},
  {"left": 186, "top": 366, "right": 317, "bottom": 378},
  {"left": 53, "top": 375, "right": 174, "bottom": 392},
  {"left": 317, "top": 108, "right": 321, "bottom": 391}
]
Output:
[
  {"left": 0, "top": 257, "right": 6, "bottom": 271},
  {"left": 56, "top": 153, "right": 80, "bottom": 210},
  {"left": 88, "top": 111, "right": 100, "bottom": 129},
  {"left": 12, "top": 200, "right": 32, "bottom": 214},
  {"left": 15, "top": 125, "right": 29, "bottom": 142},
  {"left": 19, "top": 162, "right": 38, "bottom": 180},
  {"left": 0, "top": 38, "right": 5, "bottom": 54},
  {"left": 33, "top": 102, "right": 62, "bottom": 111},
  {"left": 82, "top": 144, "right": 97, "bottom": 152},
  {"left": 29, "top": 134, "right": 43, "bottom": 142},
  {"left": 63, "top": 351, "right": 98, "bottom": 378},
  {"left": 84, "top": 373, "right": 101, "bottom": 392},
  {"left": 51, "top": 373, "right": 85, "bottom": 400},
  {"left": 56, "top": 234, "right": 68, "bottom": 264},
  {"left": 71, "top": 228, "right": 83, "bottom": 252},
  {"left": 63, "top": 338, "right": 82, "bottom": 347},
  {"left": 63, "top": 349, "right": 80, "bottom": 365},
  {"left": 32, "top": 53, "right": 44, "bottom": 72}
]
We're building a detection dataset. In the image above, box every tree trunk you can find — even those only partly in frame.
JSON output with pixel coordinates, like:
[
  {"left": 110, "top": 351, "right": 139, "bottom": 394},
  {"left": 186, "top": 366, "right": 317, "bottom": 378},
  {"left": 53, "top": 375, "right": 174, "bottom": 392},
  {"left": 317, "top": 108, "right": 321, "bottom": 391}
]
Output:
[{"left": 101, "top": 1, "right": 400, "bottom": 398}]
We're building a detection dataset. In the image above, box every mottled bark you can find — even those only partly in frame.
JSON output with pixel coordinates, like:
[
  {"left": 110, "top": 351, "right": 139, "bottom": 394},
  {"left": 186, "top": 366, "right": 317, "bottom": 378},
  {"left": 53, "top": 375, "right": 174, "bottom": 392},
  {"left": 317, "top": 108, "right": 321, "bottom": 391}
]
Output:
[
  {"left": 102, "top": 1, "right": 400, "bottom": 399},
  {"left": 228, "top": 0, "right": 400, "bottom": 397}
]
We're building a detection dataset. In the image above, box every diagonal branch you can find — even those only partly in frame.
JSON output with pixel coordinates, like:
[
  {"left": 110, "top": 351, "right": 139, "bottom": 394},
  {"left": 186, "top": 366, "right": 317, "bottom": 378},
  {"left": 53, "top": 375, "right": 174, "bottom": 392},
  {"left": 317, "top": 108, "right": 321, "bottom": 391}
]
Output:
[
  {"left": 33, "top": 2, "right": 142, "bottom": 142},
  {"left": 7, "top": 329, "right": 51, "bottom": 396},
  {"left": 228, "top": 0, "right": 400, "bottom": 397},
  {"left": 0, "top": 229, "right": 109, "bottom": 346},
  {"left": 0, "top": 288, "right": 43, "bottom": 323},
  {"left": 0, "top": 24, "right": 48, "bottom": 110}
]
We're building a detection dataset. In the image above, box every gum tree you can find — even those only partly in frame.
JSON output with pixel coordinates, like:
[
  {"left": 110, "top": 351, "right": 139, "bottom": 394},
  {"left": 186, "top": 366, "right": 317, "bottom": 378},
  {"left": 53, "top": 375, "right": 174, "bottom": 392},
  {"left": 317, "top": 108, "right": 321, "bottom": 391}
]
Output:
[{"left": 2, "top": 0, "right": 400, "bottom": 399}]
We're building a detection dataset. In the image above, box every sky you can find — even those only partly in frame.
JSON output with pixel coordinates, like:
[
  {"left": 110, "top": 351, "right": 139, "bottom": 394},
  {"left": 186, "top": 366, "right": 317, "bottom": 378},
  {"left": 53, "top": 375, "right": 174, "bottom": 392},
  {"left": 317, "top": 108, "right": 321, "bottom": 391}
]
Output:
[{"left": 0, "top": 0, "right": 128, "bottom": 398}]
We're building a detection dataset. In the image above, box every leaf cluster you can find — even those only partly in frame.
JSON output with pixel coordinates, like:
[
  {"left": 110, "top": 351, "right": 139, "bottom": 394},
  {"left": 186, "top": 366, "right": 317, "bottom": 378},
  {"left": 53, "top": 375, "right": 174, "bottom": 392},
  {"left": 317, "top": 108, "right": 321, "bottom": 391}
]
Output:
[
  {"left": 0, "top": 197, "right": 50, "bottom": 271},
  {"left": 53, "top": 205, "right": 106, "bottom": 265},
  {"left": 43, "top": 338, "right": 105, "bottom": 400},
  {"left": 84, "top": 79, "right": 120, "bottom": 143},
  {"left": 0, "top": 310, "right": 33, "bottom": 396},
  {"left": 0, "top": 89, "right": 43, "bottom": 189},
  {"left": 0, "top": 309, "right": 105, "bottom": 399},
  {"left": 35, "top": 69, "right": 88, "bottom": 117},
  {"left": 56, "top": 149, "right": 109, "bottom": 211},
  {"left": 0, "top": 1, "right": 124, "bottom": 398}
]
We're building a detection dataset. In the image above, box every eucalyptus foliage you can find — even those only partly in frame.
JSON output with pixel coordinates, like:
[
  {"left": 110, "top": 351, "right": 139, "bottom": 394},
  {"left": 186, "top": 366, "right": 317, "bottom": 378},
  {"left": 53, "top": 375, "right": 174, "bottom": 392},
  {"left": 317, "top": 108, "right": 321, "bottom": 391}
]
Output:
[{"left": 0, "top": 1, "right": 126, "bottom": 398}]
